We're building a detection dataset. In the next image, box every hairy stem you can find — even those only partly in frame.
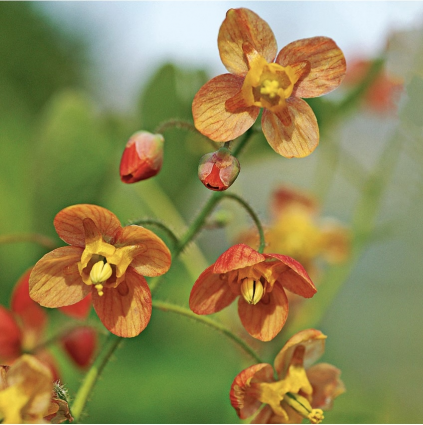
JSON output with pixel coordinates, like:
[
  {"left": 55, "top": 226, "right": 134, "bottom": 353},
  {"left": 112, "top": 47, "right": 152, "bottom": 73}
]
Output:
[{"left": 71, "top": 333, "right": 122, "bottom": 422}]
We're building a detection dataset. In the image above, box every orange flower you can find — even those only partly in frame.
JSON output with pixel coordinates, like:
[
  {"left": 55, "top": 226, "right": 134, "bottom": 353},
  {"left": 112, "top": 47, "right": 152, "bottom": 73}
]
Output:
[
  {"left": 29, "top": 204, "right": 171, "bottom": 338},
  {"left": 230, "top": 329, "right": 345, "bottom": 424},
  {"left": 0, "top": 355, "right": 70, "bottom": 424},
  {"left": 192, "top": 8, "right": 346, "bottom": 158},
  {"left": 189, "top": 244, "right": 316, "bottom": 341}
]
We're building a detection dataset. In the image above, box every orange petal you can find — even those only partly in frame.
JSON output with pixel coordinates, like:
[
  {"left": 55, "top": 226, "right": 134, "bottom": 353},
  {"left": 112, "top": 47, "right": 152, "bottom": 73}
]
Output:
[
  {"left": 189, "top": 265, "right": 237, "bottom": 315},
  {"left": 274, "top": 329, "right": 326, "bottom": 378},
  {"left": 276, "top": 37, "right": 346, "bottom": 98},
  {"left": 218, "top": 8, "right": 278, "bottom": 76},
  {"left": 192, "top": 73, "right": 260, "bottom": 142},
  {"left": 29, "top": 246, "right": 90, "bottom": 308},
  {"left": 307, "top": 363, "right": 345, "bottom": 410},
  {"left": 214, "top": 244, "right": 265, "bottom": 274},
  {"left": 265, "top": 254, "right": 316, "bottom": 298},
  {"left": 230, "top": 363, "right": 274, "bottom": 419},
  {"left": 62, "top": 326, "right": 97, "bottom": 369},
  {"left": 262, "top": 97, "right": 319, "bottom": 158},
  {"left": 34, "top": 349, "right": 61, "bottom": 383},
  {"left": 11, "top": 269, "right": 47, "bottom": 338},
  {"left": 59, "top": 293, "right": 92, "bottom": 319},
  {"left": 0, "top": 306, "right": 22, "bottom": 362},
  {"left": 54, "top": 204, "right": 122, "bottom": 248},
  {"left": 238, "top": 282, "right": 289, "bottom": 341},
  {"left": 92, "top": 268, "right": 152, "bottom": 337},
  {"left": 116, "top": 225, "right": 171, "bottom": 277}
]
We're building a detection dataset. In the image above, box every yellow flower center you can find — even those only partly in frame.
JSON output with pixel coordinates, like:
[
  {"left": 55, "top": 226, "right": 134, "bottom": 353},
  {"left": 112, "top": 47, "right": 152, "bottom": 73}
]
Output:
[
  {"left": 77, "top": 218, "right": 146, "bottom": 296},
  {"left": 241, "top": 54, "right": 299, "bottom": 113},
  {"left": 240, "top": 278, "right": 264, "bottom": 305},
  {"left": 284, "top": 392, "right": 324, "bottom": 424}
]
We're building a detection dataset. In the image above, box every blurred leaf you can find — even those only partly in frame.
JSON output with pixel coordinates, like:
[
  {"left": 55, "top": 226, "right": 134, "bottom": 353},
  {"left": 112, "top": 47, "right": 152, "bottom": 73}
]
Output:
[
  {"left": 30, "top": 90, "right": 115, "bottom": 237},
  {"left": 0, "top": 2, "right": 87, "bottom": 115}
]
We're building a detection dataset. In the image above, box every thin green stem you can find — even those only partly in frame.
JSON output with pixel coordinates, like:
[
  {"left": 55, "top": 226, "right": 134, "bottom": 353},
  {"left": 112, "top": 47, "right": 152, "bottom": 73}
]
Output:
[
  {"left": 71, "top": 333, "right": 122, "bottom": 422},
  {"left": 221, "top": 193, "right": 266, "bottom": 253},
  {"left": 153, "top": 300, "right": 262, "bottom": 363},
  {"left": 128, "top": 218, "right": 179, "bottom": 248}
]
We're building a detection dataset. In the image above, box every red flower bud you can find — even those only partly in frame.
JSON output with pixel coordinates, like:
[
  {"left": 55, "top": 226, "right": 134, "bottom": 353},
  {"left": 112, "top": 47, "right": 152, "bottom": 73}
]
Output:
[
  {"left": 62, "top": 326, "right": 97, "bottom": 369},
  {"left": 198, "top": 147, "right": 240, "bottom": 191},
  {"left": 120, "top": 131, "right": 164, "bottom": 183}
]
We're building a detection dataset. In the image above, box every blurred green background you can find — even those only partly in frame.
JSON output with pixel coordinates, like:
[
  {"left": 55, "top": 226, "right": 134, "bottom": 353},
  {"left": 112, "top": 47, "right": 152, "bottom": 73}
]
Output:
[{"left": 1, "top": 2, "right": 423, "bottom": 423}]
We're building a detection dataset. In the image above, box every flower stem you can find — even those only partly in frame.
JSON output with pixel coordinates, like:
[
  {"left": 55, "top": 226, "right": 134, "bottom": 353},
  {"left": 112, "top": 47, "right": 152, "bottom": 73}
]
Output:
[
  {"left": 128, "top": 218, "right": 179, "bottom": 248},
  {"left": 221, "top": 193, "right": 266, "bottom": 253},
  {"left": 71, "top": 333, "right": 122, "bottom": 422},
  {"left": 153, "top": 300, "right": 262, "bottom": 363}
]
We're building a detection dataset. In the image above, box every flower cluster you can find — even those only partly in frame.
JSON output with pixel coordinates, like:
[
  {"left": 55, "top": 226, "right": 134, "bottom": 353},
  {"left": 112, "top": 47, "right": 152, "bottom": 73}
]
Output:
[{"left": 4, "top": 6, "right": 351, "bottom": 423}]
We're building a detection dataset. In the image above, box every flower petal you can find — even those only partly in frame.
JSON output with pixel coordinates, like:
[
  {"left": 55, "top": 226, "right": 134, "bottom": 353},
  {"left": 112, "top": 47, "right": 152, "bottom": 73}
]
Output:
[
  {"left": 192, "top": 73, "right": 260, "bottom": 142},
  {"left": 238, "top": 282, "right": 289, "bottom": 341},
  {"left": 59, "top": 293, "right": 92, "bottom": 319},
  {"left": 92, "top": 268, "right": 152, "bottom": 337},
  {"left": 189, "top": 265, "right": 237, "bottom": 315},
  {"left": 218, "top": 8, "right": 278, "bottom": 76},
  {"left": 307, "top": 363, "right": 346, "bottom": 410},
  {"left": 11, "top": 269, "right": 48, "bottom": 339},
  {"left": 251, "top": 404, "right": 280, "bottom": 424},
  {"left": 274, "top": 329, "right": 326, "bottom": 379},
  {"left": 276, "top": 36, "right": 346, "bottom": 98},
  {"left": 116, "top": 225, "right": 171, "bottom": 277},
  {"left": 0, "top": 306, "right": 22, "bottom": 362},
  {"left": 262, "top": 98, "right": 319, "bottom": 158},
  {"left": 319, "top": 221, "right": 351, "bottom": 264},
  {"left": 29, "top": 246, "right": 90, "bottom": 308},
  {"left": 214, "top": 244, "right": 265, "bottom": 274},
  {"left": 264, "top": 254, "right": 316, "bottom": 298},
  {"left": 230, "top": 363, "right": 275, "bottom": 419},
  {"left": 54, "top": 204, "right": 122, "bottom": 248}
]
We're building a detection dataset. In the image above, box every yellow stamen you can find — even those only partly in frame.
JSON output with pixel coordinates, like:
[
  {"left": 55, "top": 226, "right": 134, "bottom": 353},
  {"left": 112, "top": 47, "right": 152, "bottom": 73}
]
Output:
[
  {"left": 284, "top": 392, "right": 324, "bottom": 424},
  {"left": 260, "top": 79, "right": 280, "bottom": 98},
  {"left": 240, "top": 278, "right": 264, "bottom": 305},
  {"left": 90, "top": 261, "right": 112, "bottom": 285}
]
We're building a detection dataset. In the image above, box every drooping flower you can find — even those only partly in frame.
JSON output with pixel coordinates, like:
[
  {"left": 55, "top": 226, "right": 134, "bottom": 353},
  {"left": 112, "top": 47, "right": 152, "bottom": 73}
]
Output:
[
  {"left": 0, "top": 269, "right": 59, "bottom": 380},
  {"left": 29, "top": 204, "right": 171, "bottom": 338},
  {"left": 189, "top": 244, "right": 316, "bottom": 341},
  {"left": 192, "top": 8, "right": 346, "bottom": 158},
  {"left": 1, "top": 268, "right": 96, "bottom": 373},
  {"left": 0, "top": 355, "right": 68, "bottom": 424},
  {"left": 120, "top": 131, "right": 164, "bottom": 183},
  {"left": 240, "top": 185, "right": 351, "bottom": 279},
  {"left": 198, "top": 146, "right": 240, "bottom": 191},
  {"left": 230, "top": 329, "right": 345, "bottom": 424}
]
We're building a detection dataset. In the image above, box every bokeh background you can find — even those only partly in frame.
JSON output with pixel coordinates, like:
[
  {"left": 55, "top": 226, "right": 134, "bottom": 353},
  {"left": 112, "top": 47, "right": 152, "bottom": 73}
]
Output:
[{"left": 1, "top": 2, "right": 423, "bottom": 423}]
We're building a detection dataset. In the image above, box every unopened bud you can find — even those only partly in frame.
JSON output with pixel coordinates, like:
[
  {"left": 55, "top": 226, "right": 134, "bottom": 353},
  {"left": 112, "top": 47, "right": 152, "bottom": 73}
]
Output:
[
  {"left": 120, "top": 131, "right": 164, "bottom": 183},
  {"left": 198, "top": 147, "right": 240, "bottom": 191}
]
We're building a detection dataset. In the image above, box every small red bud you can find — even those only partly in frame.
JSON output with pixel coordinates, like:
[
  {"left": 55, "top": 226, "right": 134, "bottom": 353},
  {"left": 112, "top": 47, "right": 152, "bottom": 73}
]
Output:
[
  {"left": 198, "top": 147, "right": 240, "bottom": 191},
  {"left": 120, "top": 131, "right": 164, "bottom": 183},
  {"left": 62, "top": 326, "right": 97, "bottom": 369}
]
